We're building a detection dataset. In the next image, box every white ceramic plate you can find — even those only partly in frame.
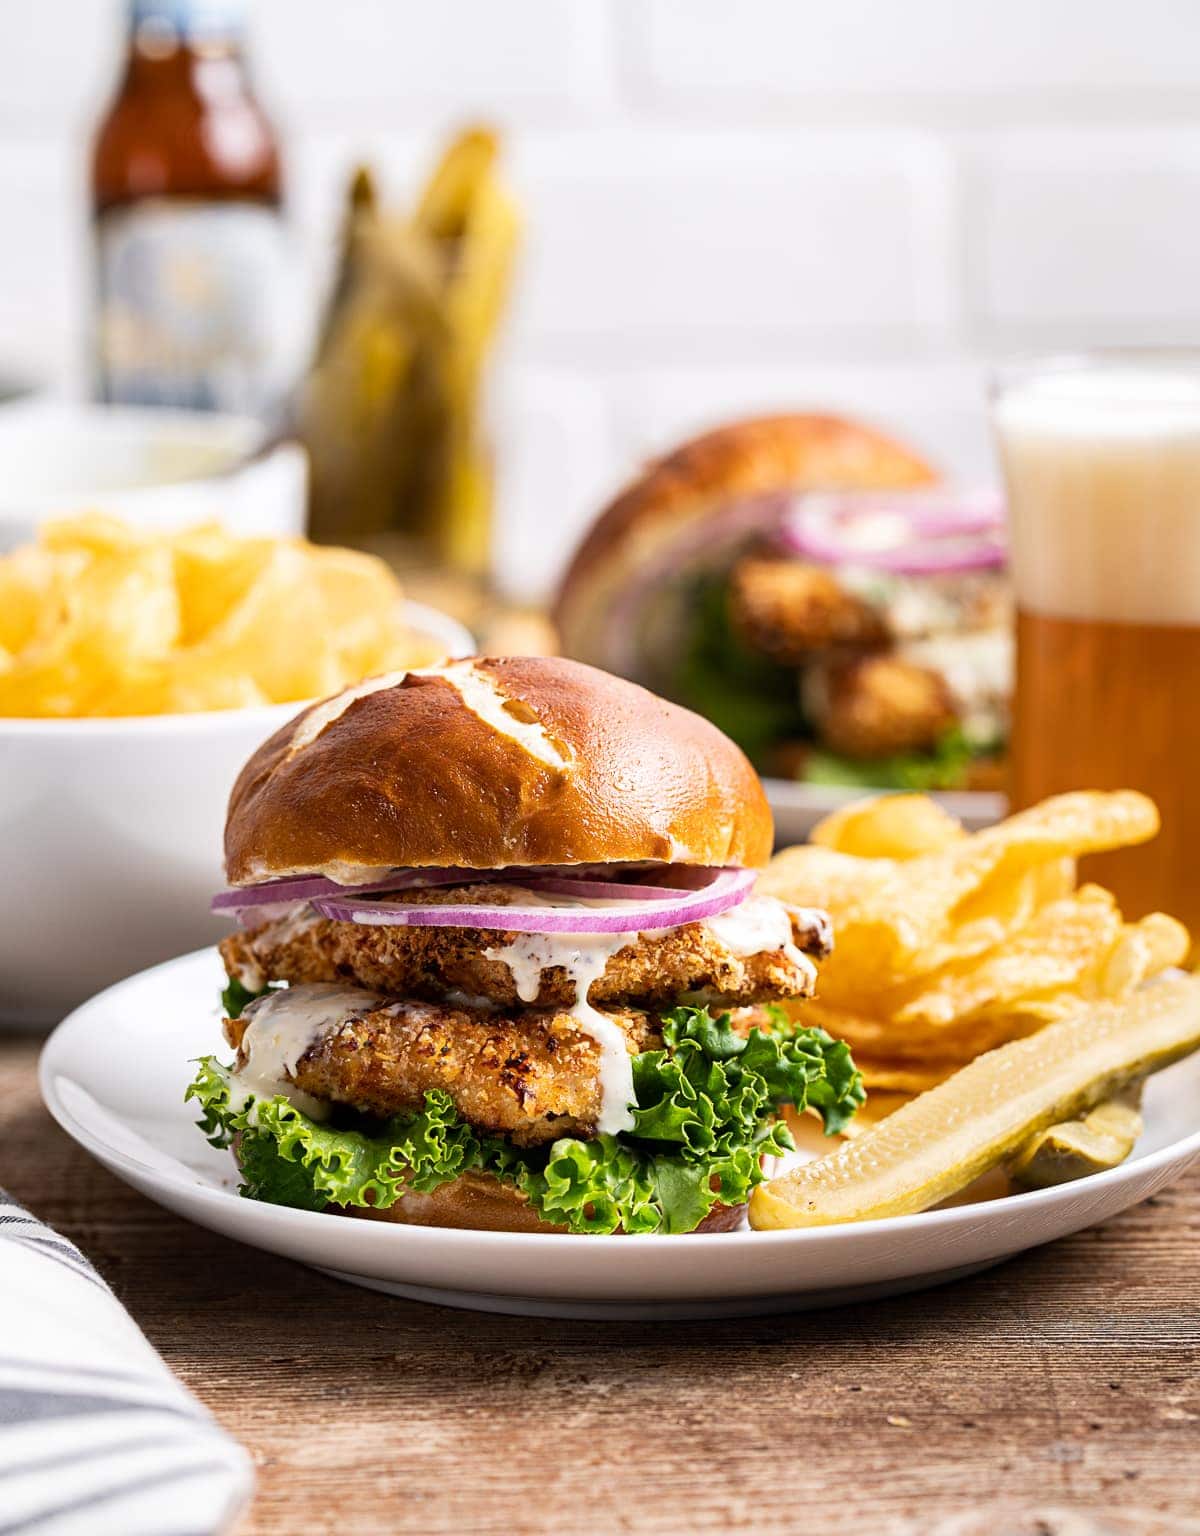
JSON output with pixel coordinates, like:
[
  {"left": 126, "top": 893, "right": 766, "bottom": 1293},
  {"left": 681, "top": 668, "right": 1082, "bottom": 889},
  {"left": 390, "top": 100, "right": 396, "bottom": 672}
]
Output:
[
  {"left": 41, "top": 948, "right": 1200, "bottom": 1320},
  {"left": 766, "top": 778, "right": 1005, "bottom": 845}
]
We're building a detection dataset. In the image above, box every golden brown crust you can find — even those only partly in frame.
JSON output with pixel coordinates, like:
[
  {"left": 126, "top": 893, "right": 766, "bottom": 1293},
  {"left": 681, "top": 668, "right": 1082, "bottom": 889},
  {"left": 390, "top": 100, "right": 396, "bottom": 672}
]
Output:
[
  {"left": 225, "top": 996, "right": 662, "bottom": 1146},
  {"left": 219, "top": 892, "right": 827, "bottom": 1012},
  {"left": 224, "top": 656, "right": 773, "bottom": 884},
  {"left": 807, "top": 652, "right": 958, "bottom": 759},
  {"left": 728, "top": 555, "right": 889, "bottom": 664},
  {"left": 554, "top": 414, "right": 936, "bottom": 668}
]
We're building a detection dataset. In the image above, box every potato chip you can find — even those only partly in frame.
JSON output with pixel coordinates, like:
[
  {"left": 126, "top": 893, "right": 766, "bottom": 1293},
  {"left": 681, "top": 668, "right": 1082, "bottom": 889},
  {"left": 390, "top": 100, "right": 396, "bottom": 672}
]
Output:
[
  {"left": 777, "top": 792, "right": 1187, "bottom": 1085},
  {"left": 763, "top": 791, "right": 1161, "bottom": 999},
  {"left": 752, "top": 974, "right": 1200, "bottom": 1228},
  {"left": 890, "top": 886, "right": 1124, "bottom": 1028},
  {"left": 1100, "top": 911, "right": 1189, "bottom": 996},
  {"left": 811, "top": 793, "right": 967, "bottom": 860},
  {"left": 854, "top": 1059, "right": 957, "bottom": 1094},
  {"left": 0, "top": 514, "right": 447, "bottom": 718}
]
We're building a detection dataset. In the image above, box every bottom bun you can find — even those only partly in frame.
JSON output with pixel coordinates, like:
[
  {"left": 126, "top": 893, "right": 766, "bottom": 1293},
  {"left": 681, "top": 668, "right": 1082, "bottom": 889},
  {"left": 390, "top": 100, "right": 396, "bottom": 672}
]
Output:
[
  {"left": 336, "top": 1169, "right": 746, "bottom": 1235},
  {"left": 342, "top": 1171, "right": 562, "bottom": 1234}
]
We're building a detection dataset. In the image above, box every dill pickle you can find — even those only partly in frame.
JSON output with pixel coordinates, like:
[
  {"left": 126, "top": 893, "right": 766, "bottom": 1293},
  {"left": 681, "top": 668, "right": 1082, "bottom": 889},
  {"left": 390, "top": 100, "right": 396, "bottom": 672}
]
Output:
[
  {"left": 750, "top": 975, "right": 1200, "bottom": 1228},
  {"left": 1009, "top": 1088, "right": 1144, "bottom": 1190}
]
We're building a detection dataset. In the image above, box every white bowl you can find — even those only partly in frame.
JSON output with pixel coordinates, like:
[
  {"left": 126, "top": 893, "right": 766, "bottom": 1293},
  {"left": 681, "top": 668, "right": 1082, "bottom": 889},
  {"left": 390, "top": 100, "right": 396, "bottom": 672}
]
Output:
[
  {"left": 0, "top": 601, "right": 473, "bottom": 1029},
  {"left": 0, "top": 399, "right": 307, "bottom": 550}
]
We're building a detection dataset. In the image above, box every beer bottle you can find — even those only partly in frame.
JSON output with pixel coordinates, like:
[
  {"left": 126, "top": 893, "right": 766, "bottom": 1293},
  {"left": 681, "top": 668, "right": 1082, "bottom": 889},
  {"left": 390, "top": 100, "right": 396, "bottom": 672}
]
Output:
[{"left": 91, "top": 0, "right": 291, "bottom": 416}]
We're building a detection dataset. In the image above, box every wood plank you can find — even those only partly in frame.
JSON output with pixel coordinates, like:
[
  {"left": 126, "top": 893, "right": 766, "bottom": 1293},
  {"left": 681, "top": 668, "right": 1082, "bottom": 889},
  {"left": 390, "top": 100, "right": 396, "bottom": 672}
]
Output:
[{"left": 3, "top": 1036, "right": 1197, "bottom": 1535}]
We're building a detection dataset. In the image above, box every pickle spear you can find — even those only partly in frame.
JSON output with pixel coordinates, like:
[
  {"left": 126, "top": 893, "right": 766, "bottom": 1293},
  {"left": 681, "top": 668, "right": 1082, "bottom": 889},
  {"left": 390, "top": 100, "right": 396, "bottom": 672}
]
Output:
[
  {"left": 750, "top": 974, "right": 1200, "bottom": 1228},
  {"left": 1009, "top": 1088, "right": 1144, "bottom": 1190}
]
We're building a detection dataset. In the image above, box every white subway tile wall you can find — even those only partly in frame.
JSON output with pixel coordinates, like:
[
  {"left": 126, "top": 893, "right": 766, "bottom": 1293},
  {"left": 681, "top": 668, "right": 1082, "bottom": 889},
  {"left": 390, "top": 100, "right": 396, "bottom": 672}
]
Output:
[{"left": 2, "top": 0, "right": 1199, "bottom": 596}]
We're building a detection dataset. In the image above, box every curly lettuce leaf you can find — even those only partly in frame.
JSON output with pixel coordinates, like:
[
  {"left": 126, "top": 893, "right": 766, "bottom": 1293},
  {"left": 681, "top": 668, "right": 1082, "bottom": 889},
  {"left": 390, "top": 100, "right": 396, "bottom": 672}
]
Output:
[
  {"left": 187, "top": 1006, "right": 864, "bottom": 1235},
  {"left": 235, "top": 1128, "right": 330, "bottom": 1212},
  {"left": 186, "top": 1061, "right": 482, "bottom": 1210}
]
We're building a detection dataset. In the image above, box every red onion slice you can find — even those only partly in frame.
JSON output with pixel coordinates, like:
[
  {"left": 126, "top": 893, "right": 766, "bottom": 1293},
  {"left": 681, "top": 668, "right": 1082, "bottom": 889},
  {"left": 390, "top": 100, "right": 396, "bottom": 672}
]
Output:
[
  {"left": 309, "top": 868, "right": 757, "bottom": 934},
  {"left": 780, "top": 488, "right": 1007, "bottom": 576},
  {"left": 211, "top": 867, "right": 471, "bottom": 914},
  {"left": 211, "top": 860, "right": 708, "bottom": 916}
]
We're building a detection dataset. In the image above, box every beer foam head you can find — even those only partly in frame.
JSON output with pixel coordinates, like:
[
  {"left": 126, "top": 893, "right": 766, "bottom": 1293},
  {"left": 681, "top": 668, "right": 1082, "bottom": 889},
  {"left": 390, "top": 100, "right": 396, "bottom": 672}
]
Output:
[
  {"left": 996, "top": 367, "right": 1200, "bottom": 442},
  {"left": 994, "top": 363, "right": 1200, "bottom": 626}
]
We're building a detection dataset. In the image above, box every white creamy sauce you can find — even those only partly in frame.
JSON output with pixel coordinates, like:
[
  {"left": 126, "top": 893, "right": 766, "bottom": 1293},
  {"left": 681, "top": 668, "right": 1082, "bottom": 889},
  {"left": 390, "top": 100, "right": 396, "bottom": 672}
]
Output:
[
  {"left": 231, "top": 903, "right": 320, "bottom": 990},
  {"left": 899, "top": 628, "right": 1013, "bottom": 742},
  {"left": 231, "top": 983, "right": 388, "bottom": 1119},
  {"left": 239, "top": 857, "right": 397, "bottom": 887},
  {"left": 483, "top": 894, "right": 819, "bottom": 1136},
  {"left": 485, "top": 930, "right": 635, "bottom": 1135},
  {"left": 706, "top": 895, "right": 818, "bottom": 988},
  {"left": 264, "top": 902, "right": 321, "bottom": 943},
  {"left": 230, "top": 952, "right": 266, "bottom": 992}
]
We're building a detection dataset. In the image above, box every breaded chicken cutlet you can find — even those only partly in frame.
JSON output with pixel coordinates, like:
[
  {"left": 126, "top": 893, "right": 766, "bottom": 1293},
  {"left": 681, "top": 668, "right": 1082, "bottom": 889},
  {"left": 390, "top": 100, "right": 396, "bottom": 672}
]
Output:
[
  {"left": 226, "top": 989, "right": 777, "bottom": 1147},
  {"left": 728, "top": 554, "right": 887, "bottom": 665},
  {"left": 221, "top": 884, "right": 831, "bottom": 1010}
]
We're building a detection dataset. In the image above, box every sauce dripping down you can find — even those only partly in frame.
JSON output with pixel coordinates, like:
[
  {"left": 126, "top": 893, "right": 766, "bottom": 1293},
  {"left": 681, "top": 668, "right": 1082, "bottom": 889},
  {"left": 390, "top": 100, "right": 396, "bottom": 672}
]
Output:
[
  {"left": 485, "top": 931, "right": 638, "bottom": 1135},
  {"left": 705, "top": 896, "right": 818, "bottom": 990},
  {"left": 485, "top": 894, "right": 812, "bottom": 1135},
  {"left": 231, "top": 982, "right": 389, "bottom": 1119}
]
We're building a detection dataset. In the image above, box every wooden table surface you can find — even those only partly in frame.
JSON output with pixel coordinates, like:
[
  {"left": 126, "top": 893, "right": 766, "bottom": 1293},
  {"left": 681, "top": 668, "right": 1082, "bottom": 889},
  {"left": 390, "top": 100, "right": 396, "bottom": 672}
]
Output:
[{"left": 4, "top": 1033, "right": 1198, "bottom": 1536}]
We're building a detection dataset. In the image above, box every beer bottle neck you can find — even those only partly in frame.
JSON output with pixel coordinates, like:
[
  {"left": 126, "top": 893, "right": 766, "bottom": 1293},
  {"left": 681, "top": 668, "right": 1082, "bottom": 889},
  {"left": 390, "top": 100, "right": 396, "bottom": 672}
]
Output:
[{"left": 128, "top": 0, "right": 247, "bottom": 48}]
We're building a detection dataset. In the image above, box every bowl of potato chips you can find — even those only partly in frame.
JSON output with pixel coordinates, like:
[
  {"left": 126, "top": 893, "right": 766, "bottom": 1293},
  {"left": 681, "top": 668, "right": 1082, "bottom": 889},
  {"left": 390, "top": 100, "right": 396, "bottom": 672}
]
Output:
[{"left": 0, "top": 516, "right": 472, "bottom": 1027}]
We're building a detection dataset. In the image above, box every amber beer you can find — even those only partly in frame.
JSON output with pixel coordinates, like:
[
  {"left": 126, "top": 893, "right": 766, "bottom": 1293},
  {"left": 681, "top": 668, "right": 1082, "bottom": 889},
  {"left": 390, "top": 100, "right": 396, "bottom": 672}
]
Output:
[{"left": 995, "top": 362, "right": 1200, "bottom": 934}]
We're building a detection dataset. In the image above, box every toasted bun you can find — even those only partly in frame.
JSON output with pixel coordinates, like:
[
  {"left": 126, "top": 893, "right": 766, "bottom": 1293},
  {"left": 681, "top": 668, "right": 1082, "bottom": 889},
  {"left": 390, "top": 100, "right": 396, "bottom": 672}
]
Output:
[
  {"left": 555, "top": 413, "right": 935, "bottom": 672},
  {"left": 339, "top": 1170, "right": 746, "bottom": 1235},
  {"left": 224, "top": 656, "right": 773, "bottom": 883}
]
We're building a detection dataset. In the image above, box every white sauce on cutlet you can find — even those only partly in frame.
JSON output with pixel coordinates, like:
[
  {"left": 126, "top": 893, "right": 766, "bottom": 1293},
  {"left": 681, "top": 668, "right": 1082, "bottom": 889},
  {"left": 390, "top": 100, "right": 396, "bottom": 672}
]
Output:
[
  {"left": 230, "top": 893, "right": 828, "bottom": 1138},
  {"left": 483, "top": 898, "right": 824, "bottom": 1136},
  {"left": 484, "top": 931, "right": 638, "bottom": 1135},
  {"left": 230, "top": 902, "right": 320, "bottom": 992},
  {"left": 231, "top": 982, "right": 388, "bottom": 1119},
  {"left": 705, "top": 896, "right": 819, "bottom": 989},
  {"left": 230, "top": 952, "right": 266, "bottom": 993}
]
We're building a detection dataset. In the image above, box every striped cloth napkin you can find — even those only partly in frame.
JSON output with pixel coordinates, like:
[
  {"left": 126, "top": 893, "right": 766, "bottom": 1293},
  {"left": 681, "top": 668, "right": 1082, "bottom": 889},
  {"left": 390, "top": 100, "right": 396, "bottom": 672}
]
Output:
[{"left": 0, "top": 1189, "right": 253, "bottom": 1536}]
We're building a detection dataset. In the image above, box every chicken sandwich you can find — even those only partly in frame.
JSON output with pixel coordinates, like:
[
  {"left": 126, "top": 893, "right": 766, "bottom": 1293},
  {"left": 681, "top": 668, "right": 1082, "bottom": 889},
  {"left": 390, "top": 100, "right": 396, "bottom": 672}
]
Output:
[{"left": 190, "top": 656, "right": 861, "bottom": 1234}]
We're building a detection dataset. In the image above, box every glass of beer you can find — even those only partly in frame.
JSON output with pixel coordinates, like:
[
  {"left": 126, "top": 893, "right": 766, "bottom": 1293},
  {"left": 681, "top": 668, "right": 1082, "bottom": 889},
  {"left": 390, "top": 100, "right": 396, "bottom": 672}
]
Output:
[{"left": 993, "top": 353, "right": 1200, "bottom": 935}]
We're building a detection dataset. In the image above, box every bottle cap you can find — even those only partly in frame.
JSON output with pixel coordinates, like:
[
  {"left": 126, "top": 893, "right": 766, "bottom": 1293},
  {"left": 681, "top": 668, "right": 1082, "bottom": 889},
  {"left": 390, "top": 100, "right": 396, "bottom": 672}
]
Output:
[{"left": 131, "top": 0, "right": 247, "bottom": 41}]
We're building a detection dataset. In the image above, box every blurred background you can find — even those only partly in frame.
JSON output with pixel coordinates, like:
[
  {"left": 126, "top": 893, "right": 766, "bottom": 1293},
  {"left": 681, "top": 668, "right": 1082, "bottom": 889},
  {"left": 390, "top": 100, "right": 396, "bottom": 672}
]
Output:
[
  {"left": 5, "top": 0, "right": 1200, "bottom": 599},
  {"left": 6, "top": 0, "right": 1200, "bottom": 1014}
]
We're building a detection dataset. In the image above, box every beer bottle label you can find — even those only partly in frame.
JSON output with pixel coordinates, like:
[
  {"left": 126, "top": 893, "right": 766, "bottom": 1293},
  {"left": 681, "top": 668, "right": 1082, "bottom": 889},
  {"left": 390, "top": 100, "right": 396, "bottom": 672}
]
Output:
[{"left": 93, "top": 198, "right": 295, "bottom": 416}]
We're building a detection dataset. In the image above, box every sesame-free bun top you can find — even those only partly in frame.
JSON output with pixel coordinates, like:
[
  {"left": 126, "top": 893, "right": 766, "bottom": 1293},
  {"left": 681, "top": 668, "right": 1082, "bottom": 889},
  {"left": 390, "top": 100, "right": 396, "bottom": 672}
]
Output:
[
  {"left": 555, "top": 413, "right": 935, "bottom": 671},
  {"left": 224, "top": 656, "right": 773, "bottom": 884}
]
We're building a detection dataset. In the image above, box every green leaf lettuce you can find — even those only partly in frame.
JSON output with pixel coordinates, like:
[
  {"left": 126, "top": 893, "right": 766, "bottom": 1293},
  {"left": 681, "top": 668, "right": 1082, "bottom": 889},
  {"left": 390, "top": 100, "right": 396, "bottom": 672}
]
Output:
[{"left": 187, "top": 1004, "right": 864, "bottom": 1235}]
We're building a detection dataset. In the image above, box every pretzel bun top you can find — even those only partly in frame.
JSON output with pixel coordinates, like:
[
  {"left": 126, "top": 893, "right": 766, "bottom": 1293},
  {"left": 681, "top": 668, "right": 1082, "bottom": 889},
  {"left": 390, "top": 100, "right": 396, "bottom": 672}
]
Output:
[{"left": 224, "top": 656, "right": 773, "bottom": 883}]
